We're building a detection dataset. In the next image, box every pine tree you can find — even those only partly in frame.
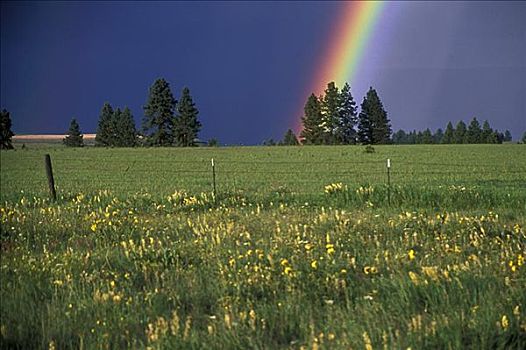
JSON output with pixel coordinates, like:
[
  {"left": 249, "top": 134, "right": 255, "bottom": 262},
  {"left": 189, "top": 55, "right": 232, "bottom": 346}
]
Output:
[
  {"left": 433, "top": 128, "right": 444, "bottom": 144},
  {"left": 466, "top": 117, "right": 482, "bottom": 144},
  {"left": 415, "top": 131, "right": 424, "bottom": 144},
  {"left": 142, "top": 78, "right": 176, "bottom": 146},
  {"left": 481, "top": 120, "right": 494, "bottom": 143},
  {"left": 174, "top": 87, "right": 201, "bottom": 147},
  {"left": 320, "top": 82, "right": 340, "bottom": 144},
  {"left": 0, "top": 109, "right": 14, "bottom": 150},
  {"left": 63, "top": 118, "right": 84, "bottom": 147},
  {"left": 114, "top": 107, "right": 137, "bottom": 147},
  {"left": 281, "top": 129, "right": 299, "bottom": 145},
  {"left": 494, "top": 131, "right": 504, "bottom": 144},
  {"left": 392, "top": 129, "right": 407, "bottom": 144},
  {"left": 300, "top": 94, "right": 324, "bottom": 145},
  {"left": 454, "top": 121, "right": 467, "bottom": 144},
  {"left": 504, "top": 130, "right": 512, "bottom": 142},
  {"left": 407, "top": 130, "right": 417, "bottom": 144},
  {"left": 358, "top": 87, "right": 391, "bottom": 144},
  {"left": 522, "top": 131, "right": 526, "bottom": 144},
  {"left": 263, "top": 138, "right": 276, "bottom": 146},
  {"left": 336, "top": 82, "right": 358, "bottom": 144},
  {"left": 421, "top": 128, "right": 433, "bottom": 144},
  {"left": 95, "top": 102, "right": 115, "bottom": 146},
  {"left": 111, "top": 107, "right": 122, "bottom": 145},
  {"left": 357, "top": 95, "right": 373, "bottom": 145},
  {"left": 442, "top": 122, "right": 455, "bottom": 144}
]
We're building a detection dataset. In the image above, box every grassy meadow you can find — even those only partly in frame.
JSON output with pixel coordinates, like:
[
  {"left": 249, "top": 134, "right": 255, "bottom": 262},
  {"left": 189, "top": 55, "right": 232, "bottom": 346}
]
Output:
[{"left": 1, "top": 144, "right": 525, "bottom": 349}]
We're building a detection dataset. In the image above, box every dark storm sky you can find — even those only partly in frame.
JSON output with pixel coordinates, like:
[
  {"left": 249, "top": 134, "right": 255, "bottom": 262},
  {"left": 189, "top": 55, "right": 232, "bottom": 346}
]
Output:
[{"left": 1, "top": 1, "right": 525, "bottom": 144}]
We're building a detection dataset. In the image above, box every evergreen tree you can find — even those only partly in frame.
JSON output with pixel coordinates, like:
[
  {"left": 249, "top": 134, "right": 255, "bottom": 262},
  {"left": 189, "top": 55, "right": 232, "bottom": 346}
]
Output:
[
  {"left": 320, "top": 82, "right": 340, "bottom": 144},
  {"left": 407, "top": 130, "right": 417, "bottom": 144},
  {"left": 415, "top": 131, "right": 424, "bottom": 144},
  {"left": 0, "top": 109, "right": 14, "bottom": 150},
  {"left": 503, "top": 130, "right": 512, "bottom": 142},
  {"left": 174, "top": 87, "right": 201, "bottom": 147},
  {"left": 421, "top": 128, "right": 433, "bottom": 144},
  {"left": 263, "top": 138, "right": 276, "bottom": 146},
  {"left": 142, "top": 78, "right": 176, "bottom": 146},
  {"left": 481, "top": 120, "right": 494, "bottom": 143},
  {"left": 111, "top": 107, "right": 122, "bottom": 145},
  {"left": 494, "top": 131, "right": 504, "bottom": 144},
  {"left": 357, "top": 94, "right": 373, "bottom": 145},
  {"left": 114, "top": 107, "right": 137, "bottom": 147},
  {"left": 522, "top": 131, "right": 526, "bottom": 144},
  {"left": 336, "top": 82, "right": 358, "bottom": 144},
  {"left": 392, "top": 129, "right": 407, "bottom": 144},
  {"left": 433, "top": 128, "right": 444, "bottom": 144},
  {"left": 466, "top": 117, "right": 482, "bottom": 143},
  {"left": 454, "top": 121, "right": 467, "bottom": 144},
  {"left": 300, "top": 94, "right": 324, "bottom": 145},
  {"left": 95, "top": 102, "right": 115, "bottom": 146},
  {"left": 281, "top": 129, "right": 299, "bottom": 145},
  {"left": 486, "top": 131, "right": 498, "bottom": 144},
  {"left": 63, "top": 118, "right": 84, "bottom": 147},
  {"left": 442, "top": 122, "right": 455, "bottom": 144},
  {"left": 358, "top": 87, "right": 391, "bottom": 144}
]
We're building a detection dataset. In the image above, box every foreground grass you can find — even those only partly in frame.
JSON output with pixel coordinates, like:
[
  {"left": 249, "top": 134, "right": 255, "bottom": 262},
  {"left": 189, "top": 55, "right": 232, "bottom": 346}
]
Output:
[{"left": 1, "top": 145, "right": 525, "bottom": 349}]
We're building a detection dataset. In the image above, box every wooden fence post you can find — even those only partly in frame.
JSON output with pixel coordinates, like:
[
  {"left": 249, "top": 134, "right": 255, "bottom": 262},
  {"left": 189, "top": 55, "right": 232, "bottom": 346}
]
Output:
[
  {"left": 387, "top": 158, "right": 391, "bottom": 205},
  {"left": 44, "top": 154, "right": 57, "bottom": 201},
  {"left": 211, "top": 158, "right": 217, "bottom": 198}
]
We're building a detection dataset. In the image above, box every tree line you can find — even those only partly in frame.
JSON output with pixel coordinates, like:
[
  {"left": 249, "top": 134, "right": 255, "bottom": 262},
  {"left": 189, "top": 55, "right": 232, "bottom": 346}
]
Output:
[
  {"left": 1, "top": 78, "right": 526, "bottom": 148},
  {"left": 92, "top": 78, "right": 201, "bottom": 147},
  {"left": 299, "top": 82, "right": 391, "bottom": 145},
  {"left": 392, "top": 118, "right": 512, "bottom": 144},
  {"left": 36, "top": 78, "right": 202, "bottom": 148},
  {"left": 270, "top": 81, "right": 521, "bottom": 146}
]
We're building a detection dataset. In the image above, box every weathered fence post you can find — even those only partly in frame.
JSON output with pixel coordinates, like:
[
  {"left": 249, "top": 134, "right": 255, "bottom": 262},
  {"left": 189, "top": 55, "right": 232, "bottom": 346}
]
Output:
[
  {"left": 44, "top": 154, "right": 57, "bottom": 201},
  {"left": 387, "top": 158, "right": 391, "bottom": 205},
  {"left": 211, "top": 158, "right": 217, "bottom": 198}
]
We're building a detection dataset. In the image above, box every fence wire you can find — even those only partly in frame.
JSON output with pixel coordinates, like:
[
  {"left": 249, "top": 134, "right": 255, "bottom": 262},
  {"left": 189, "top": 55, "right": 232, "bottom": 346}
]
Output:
[{"left": 3, "top": 154, "right": 525, "bottom": 197}]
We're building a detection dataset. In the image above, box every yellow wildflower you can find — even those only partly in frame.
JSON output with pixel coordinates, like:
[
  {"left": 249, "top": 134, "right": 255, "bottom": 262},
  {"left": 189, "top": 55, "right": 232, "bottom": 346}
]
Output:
[
  {"left": 408, "top": 271, "right": 420, "bottom": 285},
  {"left": 422, "top": 266, "right": 439, "bottom": 281},
  {"left": 363, "top": 266, "right": 377, "bottom": 275},
  {"left": 363, "top": 331, "right": 373, "bottom": 350},
  {"left": 513, "top": 305, "right": 520, "bottom": 318},
  {"left": 501, "top": 315, "right": 509, "bottom": 329}
]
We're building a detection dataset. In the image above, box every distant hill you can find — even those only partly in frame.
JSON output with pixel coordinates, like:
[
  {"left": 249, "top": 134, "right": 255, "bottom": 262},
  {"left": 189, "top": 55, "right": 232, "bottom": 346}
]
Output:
[{"left": 12, "top": 134, "right": 96, "bottom": 146}]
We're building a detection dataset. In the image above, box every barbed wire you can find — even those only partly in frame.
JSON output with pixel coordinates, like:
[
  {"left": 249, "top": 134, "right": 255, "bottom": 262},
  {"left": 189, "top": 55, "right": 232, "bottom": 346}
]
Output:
[
  {"left": 39, "top": 156, "right": 522, "bottom": 166},
  {"left": 2, "top": 155, "right": 525, "bottom": 198}
]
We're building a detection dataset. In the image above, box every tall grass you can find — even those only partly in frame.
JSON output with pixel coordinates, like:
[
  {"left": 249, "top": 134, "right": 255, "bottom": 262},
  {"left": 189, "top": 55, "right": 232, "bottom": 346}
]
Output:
[{"left": 1, "top": 145, "right": 525, "bottom": 349}]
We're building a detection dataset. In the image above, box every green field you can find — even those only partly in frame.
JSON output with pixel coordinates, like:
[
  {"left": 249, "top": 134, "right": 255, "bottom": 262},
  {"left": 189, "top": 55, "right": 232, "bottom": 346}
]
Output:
[{"left": 1, "top": 145, "right": 525, "bottom": 349}]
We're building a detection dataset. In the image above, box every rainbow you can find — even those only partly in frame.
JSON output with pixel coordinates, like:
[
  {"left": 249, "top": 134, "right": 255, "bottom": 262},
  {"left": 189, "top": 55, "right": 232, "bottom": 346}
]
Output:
[{"left": 295, "top": 1, "right": 385, "bottom": 132}]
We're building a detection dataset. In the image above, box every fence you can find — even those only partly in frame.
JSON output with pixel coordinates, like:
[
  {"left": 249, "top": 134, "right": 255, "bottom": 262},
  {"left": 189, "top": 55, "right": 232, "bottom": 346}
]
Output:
[{"left": 35, "top": 154, "right": 525, "bottom": 203}]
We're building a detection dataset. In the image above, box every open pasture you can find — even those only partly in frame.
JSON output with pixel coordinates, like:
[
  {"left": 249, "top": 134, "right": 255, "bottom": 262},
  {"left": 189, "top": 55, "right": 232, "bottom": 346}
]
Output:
[{"left": 1, "top": 145, "right": 525, "bottom": 349}]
